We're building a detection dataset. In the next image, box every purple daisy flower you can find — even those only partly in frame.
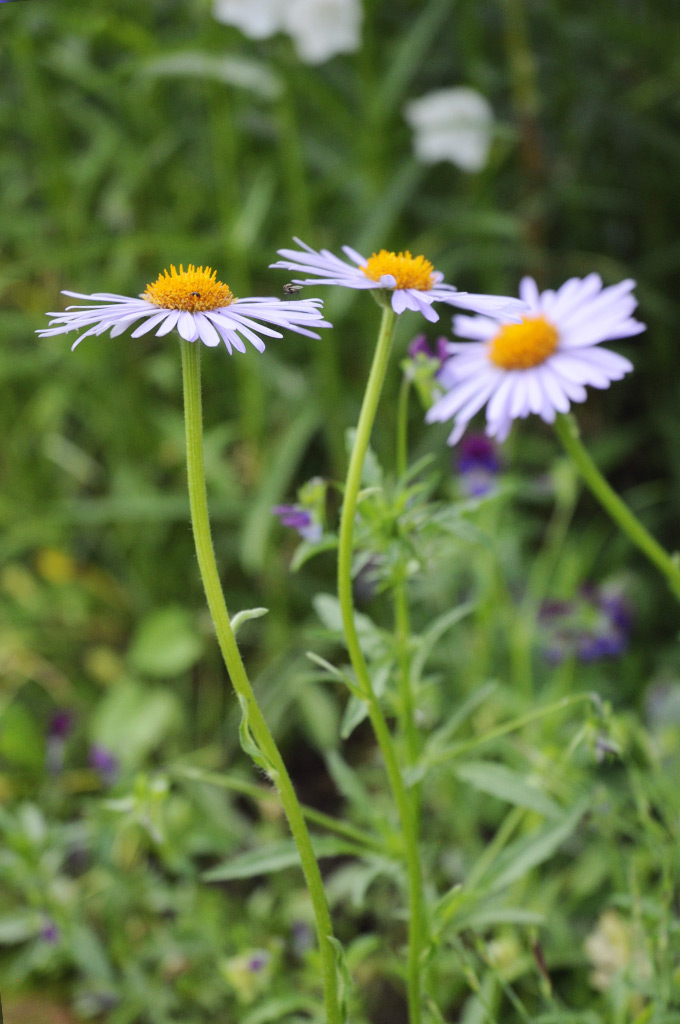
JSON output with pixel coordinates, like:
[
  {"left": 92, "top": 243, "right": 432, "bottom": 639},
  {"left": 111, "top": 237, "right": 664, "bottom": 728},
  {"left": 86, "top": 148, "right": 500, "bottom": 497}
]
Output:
[
  {"left": 271, "top": 239, "right": 526, "bottom": 324},
  {"left": 427, "top": 275, "right": 645, "bottom": 445},
  {"left": 37, "top": 264, "right": 331, "bottom": 354}
]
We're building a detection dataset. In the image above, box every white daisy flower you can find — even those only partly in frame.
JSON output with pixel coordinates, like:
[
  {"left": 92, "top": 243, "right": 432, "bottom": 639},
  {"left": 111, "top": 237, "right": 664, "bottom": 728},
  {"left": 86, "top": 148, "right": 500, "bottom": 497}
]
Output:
[
  {"left": 426, "top": 274, "right": 645, "bottom": 445},
  {"left": 271, "top": 239, "right": 526, "bottom": 324},
  {"left": 37, "top": 264, "right": 331, "bottom": 354}
]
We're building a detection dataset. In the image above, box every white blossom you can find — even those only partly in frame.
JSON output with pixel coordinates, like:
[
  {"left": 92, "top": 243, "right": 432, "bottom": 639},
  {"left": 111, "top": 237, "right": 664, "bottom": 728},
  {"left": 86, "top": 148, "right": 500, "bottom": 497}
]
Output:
[
  {"left": 213, "top": 0, "right": 362, "bottom": 64},
  {"left": 404, "top": 87, "right": 494, "bottom": 172}
]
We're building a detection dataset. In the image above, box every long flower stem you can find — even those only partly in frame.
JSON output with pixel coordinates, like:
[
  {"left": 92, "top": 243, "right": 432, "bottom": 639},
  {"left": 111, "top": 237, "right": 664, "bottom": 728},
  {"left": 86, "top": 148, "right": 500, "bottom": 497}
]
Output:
[
  {"left": 554, "top": 413, "right": 680, "bottom": 600},
  {"left": 396, "top": 373, "right": 412, "bottom": 479},
  {"left": 395, "top": 376, "right": 420, "bottom": 795},
  {"left": 337, "top": 305, "right": 425, "bottom": 1024},
  {"left": 180, "top": 340, "right": 342, "bottom": 1024}
]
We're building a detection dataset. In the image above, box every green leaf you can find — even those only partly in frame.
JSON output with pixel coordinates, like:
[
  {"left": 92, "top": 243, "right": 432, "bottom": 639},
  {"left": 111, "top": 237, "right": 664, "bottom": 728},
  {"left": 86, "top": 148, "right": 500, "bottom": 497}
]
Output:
[
  {"left": 141, "top": 51, "right": 282, "bottom": 100},
  {"left": 340, "top": 693, "right": 370, "bottom": 740},
  {"left": 340, "top": 663, "right": 389, "bottom": 739},
  {"left": 128, "top": 605, "right": 203, "bottom": 677},
  {"left": 453, "top": 761, "right": 562, "bottom": 819},
  {"left": 305, "top": 651, "right": 360, "bottom": 695},
  {"left": 290, "top": 535, "right": 338, "bottom": 572},
  {"left": 313, "top": 594, "right": 387, "bottom": 658},
  {"left": 411, "top": 601, "right": 477, "bottom": 685},
  {"left": 0, "top": 704, "right": 45, "bottom": 770},
  {"left": 237, "top": 694, "right": 276, "bottom": 778},
  {"left": 230, "top": 606, "right": 268, "bottom": 636},
  {"left": 203, "top": 836, "right": 356, "bottom": 882},
  {"left": 241, "top": 994, "right": 320, "bottom": 1024},
  {"left": 328, "top": 935, "right": 352, "bottom": 1024},
  {"left": 69, "top": 923, "right": 115, "bottom": 981},
  {"left": 424, "top": 680, "right": 498, "bottom": 753},
  {"left": 487, "top": 799, "right": 589, "bottom": 894},
  {"left": 297, "top": 682, "right": 340, "bottom": 752},
  {"left": 0, "top": 912, "right": 43, "bottom": 945},
  {"left": 463, "top": 905, "right": 546, "bottom": 929},
  {"left": 90, "top": 678, "right": 181, "bottom": 769},
  {"left": 325, "top": 750, "right": 377, "bottom": 825}
]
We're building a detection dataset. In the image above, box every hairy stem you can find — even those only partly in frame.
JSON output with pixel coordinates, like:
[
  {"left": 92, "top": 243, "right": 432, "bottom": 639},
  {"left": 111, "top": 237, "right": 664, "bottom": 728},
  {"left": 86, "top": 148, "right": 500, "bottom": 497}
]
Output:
[
  {"left": 554, "top": 413, "right": 680, "bottom": 600},
  {"left": 337, "top": 305, "right": 426, "bottom": 1024},
  {"left": 181, "top": 339, "right": 342, "bottom": 1024}
]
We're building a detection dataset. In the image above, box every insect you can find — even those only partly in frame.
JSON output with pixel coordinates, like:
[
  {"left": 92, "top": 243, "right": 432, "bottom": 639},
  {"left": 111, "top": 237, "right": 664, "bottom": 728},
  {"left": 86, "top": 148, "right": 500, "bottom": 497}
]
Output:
[
  {"left": 282, "top": 282, "right": 303, "bottom": 296},
  {"left": 190, "top": 292, "right": 201, "bottom": 298}
]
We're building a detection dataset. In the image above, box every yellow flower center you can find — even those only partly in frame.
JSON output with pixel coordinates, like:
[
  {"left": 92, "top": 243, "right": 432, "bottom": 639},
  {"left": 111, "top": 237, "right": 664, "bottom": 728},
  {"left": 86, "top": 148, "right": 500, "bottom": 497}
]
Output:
[
  {"left": 360, "top": 250, "right": 436, "bottom": 291},
  {"left": 143, "top": 265, "right": 235, "bottom": 312},
  {"left": 488, "top": 315, "right": 559, "bottom": 370}
]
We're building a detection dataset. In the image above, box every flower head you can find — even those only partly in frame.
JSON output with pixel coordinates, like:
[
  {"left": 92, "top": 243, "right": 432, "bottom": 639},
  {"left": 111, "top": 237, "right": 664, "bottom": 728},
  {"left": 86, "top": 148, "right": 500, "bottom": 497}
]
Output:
[
  {"left": 271, "top": 239, "right": 526, "bottom": 324},
  {"left": 285, "top": 0, "right": 361, "bottom": 64},
  {"left": 48, "top": 709, "right": 75, "bottom": 741},
  {"left": 457, "top": 434, "right": 500, "bottom": 496},
  {"left": 41, "top": 918, "right": 60, "bottom": 944},
  {"left": 404, "top": 87, "right": 494, "bottom": 172},
  {"left": 407, "top": 333, "right": 450, "bottom": 365},
  {"left": 89, "top": 744, "right": 119, "bottom": 785},
  {"left": 272, "top": 504, "right": 322, "bottom": 543},
  {"left": 213, "top": 0, "right": 361, "bottom": 64},
  {"left": 427, "top": 275, "right": 645, "bottom": 444},
  {"left": 213, "top": 0, "right": 285, "bottom": 38},
  {"left": 38, "top": 264, "right": 331, "bottom": 354},
  {"left": 538, "top": 583, "right": 632, "bottom": 665},
  {"left": 272, "top": 477, "right": 325, "bottom": 543}
]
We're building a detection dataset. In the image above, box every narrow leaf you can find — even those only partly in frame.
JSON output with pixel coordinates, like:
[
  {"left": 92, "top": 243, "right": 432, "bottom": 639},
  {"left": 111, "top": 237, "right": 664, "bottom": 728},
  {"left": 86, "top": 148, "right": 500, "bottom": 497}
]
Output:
[
  {"left": 487, "top": 799, "right": 589, "bottom": 894},
  {"left": 453, "top": 761, "right": 562, "bottom": 819}
]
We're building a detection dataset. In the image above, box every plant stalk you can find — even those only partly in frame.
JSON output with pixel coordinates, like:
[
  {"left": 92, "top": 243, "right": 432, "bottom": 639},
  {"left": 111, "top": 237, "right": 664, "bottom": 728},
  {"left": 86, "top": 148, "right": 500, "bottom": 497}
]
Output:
[
  {"left": 180, "top": 339, "right": 342, "bottom": 1024},
  {"left": 337, "top": 305, "right": 426, "bottom": 1024},
  {"left": 554, "top": 413, "right": 680, "bottom": 600}
]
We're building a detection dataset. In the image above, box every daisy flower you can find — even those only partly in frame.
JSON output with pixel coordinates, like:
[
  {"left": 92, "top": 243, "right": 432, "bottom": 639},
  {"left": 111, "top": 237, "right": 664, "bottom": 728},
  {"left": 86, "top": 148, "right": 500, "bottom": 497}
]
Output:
[
  {"left": 37, "top": 264, "right": 331, "bottom": 354},
  {"left": 426, "top": 274, "right": 645, "bottom": 445},
  {"left": 271, "top": 239, "right": 526, "bottom": 323}
]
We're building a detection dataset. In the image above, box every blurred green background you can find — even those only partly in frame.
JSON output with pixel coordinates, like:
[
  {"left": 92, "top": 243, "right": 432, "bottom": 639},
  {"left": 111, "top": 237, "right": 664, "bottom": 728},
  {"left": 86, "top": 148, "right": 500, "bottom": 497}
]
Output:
[{"left": 2, "top": 1, "right": 680, "bottom": 1022}]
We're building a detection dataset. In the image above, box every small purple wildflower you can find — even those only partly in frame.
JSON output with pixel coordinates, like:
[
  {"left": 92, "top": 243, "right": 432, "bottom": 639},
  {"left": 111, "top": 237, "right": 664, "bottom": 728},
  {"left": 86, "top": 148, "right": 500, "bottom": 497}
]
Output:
[
  {"left": 456, "top": 433, "right": 500, "bottom": 496},
  {"left": 247, "top": 950, "right": 270, "bottom": 972},
  {"left": 539, "top": 584, "right": 632, "bottom": 664},
  {"left": 272, "top": 504, "right": 322, "bottom": 543},
  {"left": 407, "top": 333, "right": 450, "bottom": 366},
  {"left": 89, "top": 744, "right": 119, "bottom": 785},
  {"left": 41, "top": 917, "right": 60, "bottom": 944},
  {"left": 48, "top": 709, "right": 74, "bottom": 740},
  {"left": 46, "top": 709, "right": 75, "bottom": 774},
  {"left": 407, "top": 333, "right": 430, "bottom": 359}
]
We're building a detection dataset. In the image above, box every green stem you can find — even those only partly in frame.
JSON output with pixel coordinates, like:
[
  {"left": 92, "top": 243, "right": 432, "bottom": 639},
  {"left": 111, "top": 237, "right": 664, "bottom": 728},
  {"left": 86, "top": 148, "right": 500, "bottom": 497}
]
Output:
[
  {"left": 395, "top": 376, "right": 419, "bottom": 782},
  {"left": 393, "top": 576, "right": 422, "bottom": 837},
  {"left": 337, "top": 305, "right": 425, "bottom": 1024},
  {"left": 396, "top": 374, "right": 412, "bottom": 479},
  {"left": 554, "top": 413, "right": 680, "bottom": 600},
  {"left": 180, "top": 340, "right": 342, "bottom": 1024},
  {"left": 394, "top": 579, "right": 419, "bottom": 768}
]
